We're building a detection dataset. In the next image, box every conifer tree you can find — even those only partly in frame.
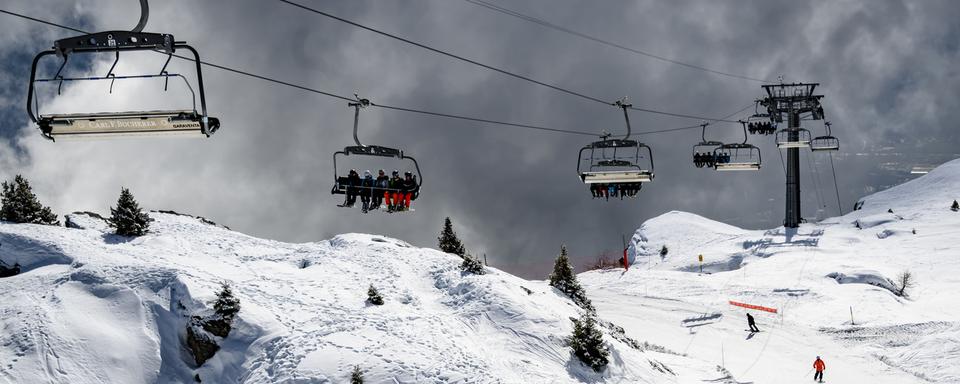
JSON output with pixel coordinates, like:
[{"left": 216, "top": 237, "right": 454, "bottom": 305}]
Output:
[
  {"left": 460, "top": 253, "right": 486, "bottom": 275},
  {"left": 367, "top": 284, "right": 384, "bottom": 305},
  {"left": 109, "top": 188, "right": 150, "bottom": 236},
  {"left": 567, "top": 313, "right": 609, "bottom": 372},
  {"left": 350, "top": 365, "right": 364, "bottom": 384},
  {"left": 438, "top": 217, "right": 466, "bottom": 257},
  {"left": 0, "top": 175, "right": 59, "bottom": 225},
  {"left": 952, "top": 200, "right": 959, "bottom": 212},
  {"left": 214, "top": 283, "right": 241, "bottom": 321},
  {"left": 548, "top": 246, "right": 593, "bottom": 311}
]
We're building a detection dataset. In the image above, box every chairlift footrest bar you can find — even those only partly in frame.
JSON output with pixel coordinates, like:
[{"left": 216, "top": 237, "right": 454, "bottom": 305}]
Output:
[{"left": 54, "top": 31, "right": 175, "bottom": 57}]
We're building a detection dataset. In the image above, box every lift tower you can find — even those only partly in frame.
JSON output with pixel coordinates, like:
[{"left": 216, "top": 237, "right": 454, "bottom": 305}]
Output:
[{"left": 759, "top": 82, "right": 825, "bottom": 228}]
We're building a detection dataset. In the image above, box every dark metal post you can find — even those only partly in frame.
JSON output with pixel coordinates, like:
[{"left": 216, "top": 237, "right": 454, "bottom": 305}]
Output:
[{"left": 785, "top": 111, "right": 801, "bottom": 227}]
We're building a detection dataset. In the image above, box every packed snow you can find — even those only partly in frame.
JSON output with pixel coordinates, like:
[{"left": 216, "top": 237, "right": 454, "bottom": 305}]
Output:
[{"left": 1, "top": 158, "right": 958, "bottom": 383}]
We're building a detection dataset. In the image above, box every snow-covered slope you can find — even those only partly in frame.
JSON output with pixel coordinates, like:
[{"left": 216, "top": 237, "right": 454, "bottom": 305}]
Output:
[
  {"left": 0, "top": 212, "right": 706, "bottom": 383},
  {"left": 583, "top": 158, "right": 960, "bottom": 383}
]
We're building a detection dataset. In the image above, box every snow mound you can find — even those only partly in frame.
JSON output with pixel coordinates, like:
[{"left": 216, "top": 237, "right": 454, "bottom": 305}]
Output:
[
  {"left": 629, "top": 211, "right": 746, "bottom": 270},
  {"left": 0, "top": 212, "right": 681, "bottom": 383}
]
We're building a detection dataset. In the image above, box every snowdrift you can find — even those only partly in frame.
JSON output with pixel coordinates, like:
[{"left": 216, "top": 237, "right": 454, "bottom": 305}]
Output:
[{"left": 0, "top": 212, "right": 686, "bottom": 383}]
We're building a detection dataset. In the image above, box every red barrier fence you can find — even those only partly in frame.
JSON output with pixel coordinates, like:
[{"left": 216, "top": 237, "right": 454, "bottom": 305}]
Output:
[{"left": 729, "top": 300, "right": 778, "bottom": 314}]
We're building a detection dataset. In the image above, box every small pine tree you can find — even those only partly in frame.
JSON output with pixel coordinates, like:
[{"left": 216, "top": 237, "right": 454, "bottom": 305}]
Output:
[
  {"left": 350, "top": 365, "right": 364, "bottom": 384},
  {"left": 460, "top": 253, "right": 486, "bottom": 275},
  {"left": 952, "top": 200, "right": 959, "bottom": 212},
  {"left": 214, "top": 283, "right": 241, "bottom": 321},
  {"left": 109, "top": 188, "right": 150, "bottom": 236},
  {"left": 438, "top": 217, "right": 466, "bottom": 257},
  {"left": 549, "top": 246, "right": 593, "bottom": 311},
  {"left": 0, "top": 175, "right": 59, "bottom": 225},
  {"left": 367, "top": 284, "right": 384, "bottom": 305},
  {"left": 567, "top": 313, "right": 609, "bottom": 372},
  {"left": 659, "top": 245, "right": 668, "bottom": 258}
]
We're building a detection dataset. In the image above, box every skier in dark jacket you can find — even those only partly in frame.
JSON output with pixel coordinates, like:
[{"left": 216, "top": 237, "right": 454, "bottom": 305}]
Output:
[
  {"left": 370, "top": 169, "right": 388, "bottom": 210},
  {"left": 747, "top": 313, "right": 759, "bottom": 332},
  {"left": 387, "top": 170, "right": 403, "bottom": 212},
  {"left": 360, "top": 170, "right": 374, "bottom": 213},
  {"left": 400, "top": 171, "right": 417, "bottom": 211},
  {"left": 340, "top": 169, "right": 361, "bottom": 207}
]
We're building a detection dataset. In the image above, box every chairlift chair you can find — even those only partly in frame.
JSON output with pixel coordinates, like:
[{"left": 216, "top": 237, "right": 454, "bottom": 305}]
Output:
[
  {"left": 714, "top": 144, "right": 761, "bottom": 171},
  {"left": 775, "top": 128, "right": 811, "bottom": 149},
  {"left": 810, "top": 122, "right": 839, "bottom": 152},
  {"left": 692, "top": 122, "right": 723, "bottom": 168},
  {"left": 577, "top": 99, "right": 654, "bottom": 186},
  {"left": 331, "top": 97, "right": 423, "bottom": 205},
  {"left": 714, "top": 121, "right": 761, "bottom": 171},
  {"left": 26, "top": 1, "right": 219, "bottom": 141}
]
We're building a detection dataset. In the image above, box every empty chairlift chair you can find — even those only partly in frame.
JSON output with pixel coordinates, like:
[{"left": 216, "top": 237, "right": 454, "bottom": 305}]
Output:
[
  {"left": 26, "top": 1, "right": 219, "bottom": 140},
  {"left": 810, "top": 122, "right": 840, "bottom": 152},
  {"left": 775, "top": 127, "right": 812, "bottom": 149}
]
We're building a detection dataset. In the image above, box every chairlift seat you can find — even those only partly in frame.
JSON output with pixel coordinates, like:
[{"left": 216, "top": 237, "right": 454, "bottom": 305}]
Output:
[
  {"left": 38, "top": 110, "right": 218, "bottom": 140},
  {"left": 713, "top": 143, "right": 761, "bottom": 171},
  {"left": 809, "top": 136, "right": 839, "bottom": 151},
  {"left": 580, "top": 170, "right": 652, "bottom": 184}
]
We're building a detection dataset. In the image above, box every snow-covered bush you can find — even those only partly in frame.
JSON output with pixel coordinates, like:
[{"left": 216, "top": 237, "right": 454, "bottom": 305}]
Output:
[
  {"left": 350, "top": 365, "right": 364, "bottom": 384},
  {"left": 108, "top": 188, "right": 150, "bottom": 236},
  {"left": 549, "top": 246, "right": 593, "bottom": 311},
  {"left": 367, "top": 284, "right": 384, "bottom": 305},
  {"left": 567, "top": 313, "right": 609, "bottom": 372},
  {"left": 0, "top": 175, "right": 58, "bottom": 225},
  {"left": 460, "top": 253, "right": 486, "bottom": 275},
  {"left": 438, "top": 217, "right": 466, "bottom": 257}
]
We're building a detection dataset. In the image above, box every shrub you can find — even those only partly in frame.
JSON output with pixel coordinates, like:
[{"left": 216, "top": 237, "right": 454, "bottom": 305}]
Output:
[
  {"left": 367, "top": 284, "right": 384, "bottom": 305},
  {"left": 460, "top": 253, "right": 486, "bottom": 275}
]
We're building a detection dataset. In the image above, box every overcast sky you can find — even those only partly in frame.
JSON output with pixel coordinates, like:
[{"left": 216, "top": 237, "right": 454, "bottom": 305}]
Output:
[{"left": 1, "top": 0, "right": 958, "bottom": 278}]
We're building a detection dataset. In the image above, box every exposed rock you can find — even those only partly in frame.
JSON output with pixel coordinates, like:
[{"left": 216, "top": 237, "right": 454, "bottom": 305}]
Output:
[{"left": 185, "top": 325, "right": 219, "bottom": 367}]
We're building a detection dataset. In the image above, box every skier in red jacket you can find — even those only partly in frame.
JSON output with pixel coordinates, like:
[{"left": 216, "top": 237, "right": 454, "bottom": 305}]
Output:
[{"left": 813, "top": 356, "right": 825, "bottom": 382}]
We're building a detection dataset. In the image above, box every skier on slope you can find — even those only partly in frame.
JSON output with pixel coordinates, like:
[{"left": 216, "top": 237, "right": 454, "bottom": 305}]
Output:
[
  {"left": 813, "top": 356, "right": 825, "bottom": 382},
  {"left": 747, "top": 312, "right": 760, "bottom": 333}
]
